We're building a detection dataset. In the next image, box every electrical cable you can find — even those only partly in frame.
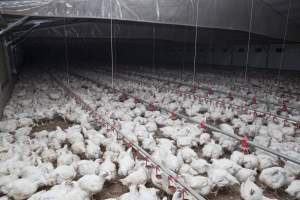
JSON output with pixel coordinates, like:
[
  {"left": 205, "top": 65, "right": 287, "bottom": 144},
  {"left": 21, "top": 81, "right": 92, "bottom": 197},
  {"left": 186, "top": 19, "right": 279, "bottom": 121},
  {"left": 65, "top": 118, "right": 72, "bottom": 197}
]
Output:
[
  {"left": 276, "top": 0, "right": 292, "bottom": 85},
  {"left": 192, "top": 0, "right": 199, "bottom": 86},
  {"left": 244, "top": 0, "right": 254, "bottom": 83},
  {"left": 110, "top": 0, "right": 114, "bottom": 89}
]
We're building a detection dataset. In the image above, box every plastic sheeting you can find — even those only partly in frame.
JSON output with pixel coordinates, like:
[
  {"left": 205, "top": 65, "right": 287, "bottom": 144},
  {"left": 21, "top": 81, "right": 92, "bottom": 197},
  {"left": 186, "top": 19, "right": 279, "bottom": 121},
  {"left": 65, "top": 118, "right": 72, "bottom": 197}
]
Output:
[{"left": 1, "top": 0, "right": 300, "bottom": 42}]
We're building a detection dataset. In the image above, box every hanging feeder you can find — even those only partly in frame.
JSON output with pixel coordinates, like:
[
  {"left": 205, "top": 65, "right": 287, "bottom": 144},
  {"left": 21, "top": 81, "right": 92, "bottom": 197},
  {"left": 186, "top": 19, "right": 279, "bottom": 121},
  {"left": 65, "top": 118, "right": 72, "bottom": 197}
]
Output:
[
  {"left": 179, "top": 188, "right": 187, "bottom": 200},
  {"left": 241, "top": 136, "right": 249, "bottom": 154},
  {"left": 253, "top": 111, "right": 257, "bottom": 119},
  {"left": 192, "top": 85, "right": 197, "bottom": 93},
  {"left": 284, "top": 119, "right": 289, "bottom": 127},
  {"left": 273, "top": 116, "right": 279, "bottom": 124},
  {"left": 252, "top": 96, "right": 257, "bottom": 104},
  {"left": 119, "top": 93, "right": 128, "bottom": 102},
  {"left": 296, "top": 122, "right": 300, "bottom": 130},
  {"left": 171, "top": 112, "right": 177, "bottom": 120},
  {"left": 148, "top": 102, "right": 156, "bottom": 111},
  {"left": 134, "top": 97, "right": 140, "bottom": 104},
  {"left": 228, "top": 92, "right": 233, "bottom": 100},
  {"left": 155, "top": 165, "right": 162, "bottom": 179},
  {"left": 281, "top": 102, "right": 288, "bottom": 112},
  {"left": 199, "top": 121, "right": 206, "bottom": 129},
  {"left": 144, "top": 157, "right": 153, "bottom": 169},
  {"left": 168, "top": 176, "right": 178, "bottom": 193}
]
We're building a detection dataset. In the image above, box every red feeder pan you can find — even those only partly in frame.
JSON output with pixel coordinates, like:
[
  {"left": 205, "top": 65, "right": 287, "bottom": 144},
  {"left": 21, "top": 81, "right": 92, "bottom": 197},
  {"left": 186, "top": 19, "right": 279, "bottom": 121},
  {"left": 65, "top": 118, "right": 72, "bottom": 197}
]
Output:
[
  {"left": 252, "top": 96, "right": 257, "bottom": 104},
  {"left": 148, "top": 103, "right": 156, "bottom": 111},
  {"left": 171, "top": 112, "right": 177, "bottom": 120}
]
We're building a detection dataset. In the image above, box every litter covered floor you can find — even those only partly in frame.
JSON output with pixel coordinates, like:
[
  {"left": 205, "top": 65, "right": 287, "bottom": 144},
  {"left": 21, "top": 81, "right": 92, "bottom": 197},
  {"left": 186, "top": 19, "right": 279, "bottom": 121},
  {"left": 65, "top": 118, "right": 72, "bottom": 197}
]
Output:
[{"left": 0, "top": 65, "right": 299, "bottom": 200}]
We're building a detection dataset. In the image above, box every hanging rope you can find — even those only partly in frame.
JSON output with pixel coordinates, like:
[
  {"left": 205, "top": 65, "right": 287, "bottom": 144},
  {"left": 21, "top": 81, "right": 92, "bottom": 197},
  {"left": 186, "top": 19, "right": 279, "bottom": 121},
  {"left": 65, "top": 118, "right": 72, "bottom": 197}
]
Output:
[
  {"left": 152, "top": 24, "right": 156, "bottom": 74},
  {"left": 277, "top": 0, "right": 292, "bottom": 85},
  {"left": 63, "top": 6, "right": 69, "bottom": 85},
  {"left": 192, "top": 0, "right": 199, "bottom": 86},
  {"left": 110, "top": 0, "right": 114, "bottom": 89},
  {"left": 244, "top": 0, "right": 254, "bottom": 83},
  {"left": 181, "top": 29, "right": 187, "bottom": 81}
]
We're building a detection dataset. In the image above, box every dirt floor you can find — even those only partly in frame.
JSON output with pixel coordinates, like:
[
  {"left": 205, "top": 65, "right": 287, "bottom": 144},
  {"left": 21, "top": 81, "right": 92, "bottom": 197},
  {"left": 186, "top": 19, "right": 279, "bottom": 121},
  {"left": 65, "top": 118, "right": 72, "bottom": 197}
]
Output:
[
  {"left": 94, "top": 181, "right": 129, "bottom": 200},
  {"left": 26, "top": 114, "right": 293, "bottom": 200},
  {"left": 31, "top": 114, "right": 73, "bottom": 133},
  {"left": 205, "top": 184, "right": 293, "bottom": 200}
]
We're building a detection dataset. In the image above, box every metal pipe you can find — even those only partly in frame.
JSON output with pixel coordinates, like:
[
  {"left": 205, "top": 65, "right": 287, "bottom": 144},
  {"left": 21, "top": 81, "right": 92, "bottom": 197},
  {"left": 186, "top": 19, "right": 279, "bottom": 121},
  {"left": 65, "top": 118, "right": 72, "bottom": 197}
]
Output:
[
  {"left": 115, "top": 66, "right": 299, "bottom": 110},
  {"left": 49, "top": 72, "right": 207, "bottom": 200},
  {"left": 96, "top": 67, "right": 299, "bottom": 125},
  {"left": 0, "top": 16, "right": 30, "bottom": 36},
  {"left": 72, "top": 70, "right": 300, "bottom": 166},
  {"left": 5, "top": 23, "right": 40, "bottom": 47},
  {"left": 132, "top": 70, "right": 299, "bottom": 110}
]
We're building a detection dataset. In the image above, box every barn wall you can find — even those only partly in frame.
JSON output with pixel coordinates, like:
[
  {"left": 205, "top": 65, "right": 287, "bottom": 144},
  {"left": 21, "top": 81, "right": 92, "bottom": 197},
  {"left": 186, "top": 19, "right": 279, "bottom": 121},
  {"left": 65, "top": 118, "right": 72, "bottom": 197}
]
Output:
[
  {"left": 199, "top": 44, "right": 300, "bottom": 71},
  {"left": 0, "top": 37, "right": 13, "bottom": 119}
]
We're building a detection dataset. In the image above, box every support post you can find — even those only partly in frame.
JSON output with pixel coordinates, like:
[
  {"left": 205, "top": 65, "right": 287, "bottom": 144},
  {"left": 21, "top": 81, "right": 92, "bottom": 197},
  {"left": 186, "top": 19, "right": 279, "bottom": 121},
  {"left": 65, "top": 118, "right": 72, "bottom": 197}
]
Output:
[{"left": 0, "top": 16, "right": 30, "bottom": 36}]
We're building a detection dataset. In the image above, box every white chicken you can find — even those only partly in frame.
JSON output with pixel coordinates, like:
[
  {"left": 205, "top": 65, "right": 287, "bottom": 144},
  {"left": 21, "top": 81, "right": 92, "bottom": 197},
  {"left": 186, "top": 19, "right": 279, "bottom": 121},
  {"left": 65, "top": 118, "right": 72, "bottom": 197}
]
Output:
[
  {"left": 259, "top": 167, "right": 288, "bottom": 189},
  {"left": 208, "top": 168, "right": 239, "bottom": 188},
  {"left": 41, "top": 148, "right": 57, "bottom": 163},
  {"left": 182, "top": 173, "right": 212, "bottom": 195},
  {"left": 285, "top": 180, "right": 300, "bottom": 199},
  {"left": 243, "top": 154, "right": 259, "bottom": 169},
  {"left": 236, "top": 168, "right": 257, "bottom": 182},
  {"left": 256, "top": 152, "right": 278, "bottom": 170},
  {"left": 190, "top": 158, "right": 210, "bottom": 174},
  {"left": 85, "top": 140, "right": 101, "bottom": 159},
  {"left": 99, "top": 154, "right": 116, "bottom": 181},
  {"left": 78, "top": 174, "right": 106, "bottom": 195},
  {"left": 120, "top": 166, "right": 149, "bottom": 186},
  {"left": 212, "top": 158, "right": 242, "bottom": 175},
  {"left": 49, "top": 165, "right": 76, "bottom": 184},
  {"left": 138, "top": 184, "right": 159, "bottom": 200},
  {"left": 198, "top": 132, "right": 211, "bottom": 145},
  {"left": 179, "top": 164, "right": 199, "bottom": 176},
  {"left": 57, "top": 146, "right": 80, "bottom": 166},
  {"left": 202, "top": 141, "right": 223, "bottom": 159},
  {"left": 66, "top": 125, "right": 84, "bottom": 144},
  {"left": 74, "top": 160, "right": 100, "bottom": 177},
  {"left": 240, "top": 179, "right": 263, "bottom": 200},
  {"left": 230, "top": 151, "right": 245, "bottom": 165},
  {"left": 0, "top": 174, "right": 18, "bottom": 193},
  {"left": 118, "top": 148, "right": 135, "bottom": 177},
  {"left": 156, "top": 147, "right": 183, "bottom": 172},
  {"left": 119, "top": 185, "right": 140, "bottom": 200},
  {"left": 179, "top": 147, "right": 198, "bottom": 163},
  {"left": 145, "top": 121, "right": 158, "bottom": 132},
  {"left": 6, "top": 178, "right": 39, "bottom": 200},
  {"left": 0, "top": 119, "right": 18, "bottom": 132},
  {"left": 71, "top": 141, "right": 86, "bottom": 155}
]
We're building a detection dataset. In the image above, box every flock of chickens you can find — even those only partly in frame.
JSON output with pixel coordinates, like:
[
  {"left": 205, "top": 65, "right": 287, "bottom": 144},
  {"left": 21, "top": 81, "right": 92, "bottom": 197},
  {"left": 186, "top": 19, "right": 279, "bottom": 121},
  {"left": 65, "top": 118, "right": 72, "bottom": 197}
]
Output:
[{"left": 0, "top": 68, "right": 299, "bottom": 200}]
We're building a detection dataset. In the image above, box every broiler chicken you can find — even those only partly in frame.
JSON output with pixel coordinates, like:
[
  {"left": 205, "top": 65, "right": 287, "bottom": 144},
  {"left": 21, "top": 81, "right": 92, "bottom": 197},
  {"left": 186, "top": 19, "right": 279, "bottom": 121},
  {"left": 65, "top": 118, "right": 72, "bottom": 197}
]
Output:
[
  {"left": 119, "top": 185, "right": 139, "bottom": 200},
  {"left": 85, "top": 140, "right": 101, "bottom": 159},
  {"left": 202, "top": 141, "right": 223, "bottom": 159},
  {"left": 138, "top": 185, "right": 159, "bottom": 200},
  {"left": 74, "top": 160, "right": 100, "bottom": 177},
  {"left": 118, "top": 148, "right": 135, "bottom": 177},
  {"left": 6, "top": 178, "right": 39, "bottom": 200},
  {"left": 120, "top": 166, "right": 149, "bottom": 186},
  {"left": 99, "top": 154, "right": 116, "bottom": 181},
  {"left": 259, "top": 167, "right": 288, "bottom": 189},
  {"left": 208, "top": 168, "right": 239, "bottom": 188},
  {"left": 240, "top": 179, "right": 263, "bottom": 200},
  {"left": 49, "top": 165, "right": 76, "bottom": 184},
  {"left": 182, "top": 173, "right": 212, "bottom": 195},
  {"left": 190, "top": 158, "right": 210, "bottom": 174},
  {"left": 78, "top": 174, "right": 106, "bottom": 195},
  {"left": 285, "top": 180, "right": 300, "bottom": 199}
]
